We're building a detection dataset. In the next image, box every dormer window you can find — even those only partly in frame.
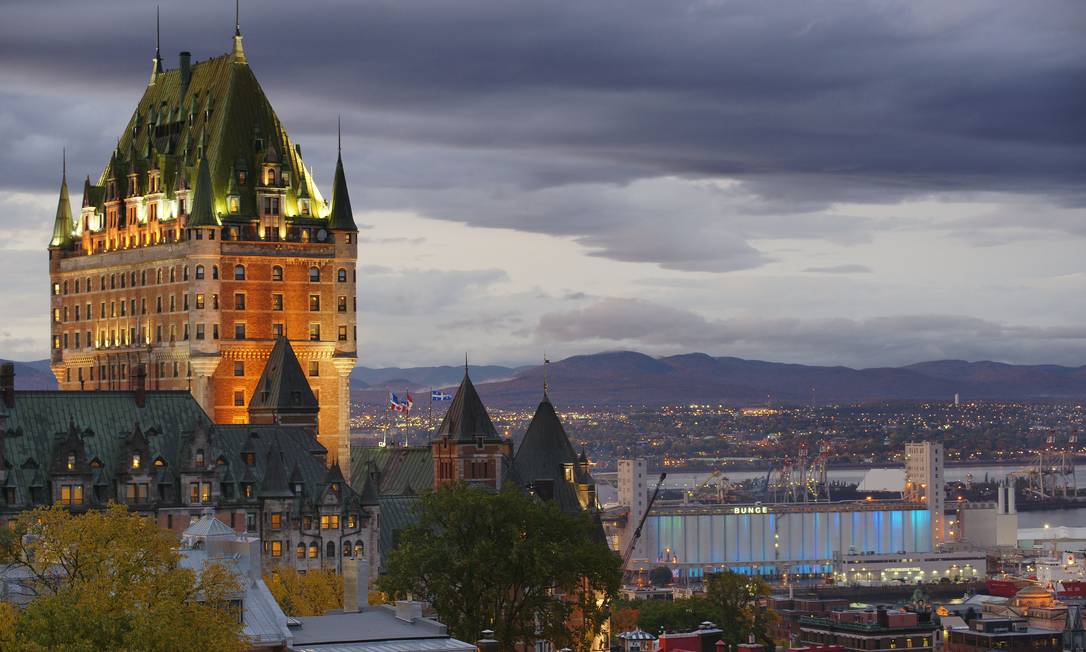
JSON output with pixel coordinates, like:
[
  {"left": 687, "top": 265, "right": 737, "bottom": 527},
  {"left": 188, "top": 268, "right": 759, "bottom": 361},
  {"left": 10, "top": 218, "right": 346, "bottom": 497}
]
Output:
[
  {"left": 265, "top": 168, "right": 276, "bottom": 186},
  {"left": 238, "top": 170, "right": 247, "bottom": 186},
  {"left": 330, "top": 482, "right": 340, "bottom": 496},
  {"left": 132, "top": 453, "right": 141, "bottom": 470},
  {"left": 154, "top": 457, "right": 165, "bottom": 468},
  {"left": 195, "top": 449, "right": 205, "bottom": 466},
  {"left": 243, "top": 451, "right": 255, "bottom": 466},
  {"left": 228, "top": 195, "right": 239, "bottom": 214},
  {"left": 281, "top": 171, "right": 290, "bottom": 185},
  {"left": 299, "top": 198, "right": 310, "bottom": 216},
  {"left": 67, "top": 453, "right": 76, "bottom": 471}
]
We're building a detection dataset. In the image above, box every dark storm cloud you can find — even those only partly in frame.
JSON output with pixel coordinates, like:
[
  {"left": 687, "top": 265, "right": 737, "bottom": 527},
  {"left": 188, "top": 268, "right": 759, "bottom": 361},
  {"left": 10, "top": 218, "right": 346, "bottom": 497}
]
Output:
[{"left": 535, "top": 298, "right": 1086, "bottom": 367}]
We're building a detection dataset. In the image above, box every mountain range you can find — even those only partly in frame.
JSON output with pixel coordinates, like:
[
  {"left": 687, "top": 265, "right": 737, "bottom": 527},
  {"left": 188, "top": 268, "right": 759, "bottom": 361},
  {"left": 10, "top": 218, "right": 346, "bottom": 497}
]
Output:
[{"left": 8, "top": 352, "right": 1086, "bottom": 407}]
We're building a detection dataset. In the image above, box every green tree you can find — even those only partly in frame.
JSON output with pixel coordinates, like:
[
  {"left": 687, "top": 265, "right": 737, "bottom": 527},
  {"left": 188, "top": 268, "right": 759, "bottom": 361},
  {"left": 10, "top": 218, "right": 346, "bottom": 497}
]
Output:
[
  {"left": 635, "top": 597, "right": 715, "bottom": 634},
  {"left": 0, "top": 503, "right": 244, "bottom": 652},
  {"left": 704, "top": 571, "right": 776, "bottom": 648},
  {"left": 378, "top": 483, "right": 621, "bottom": 651},
  {"left": 265, "top": 566, "right": 343, "bottom": 616},
  {"left": 648, "top": 566, "right": 674, "bottom": 587}
]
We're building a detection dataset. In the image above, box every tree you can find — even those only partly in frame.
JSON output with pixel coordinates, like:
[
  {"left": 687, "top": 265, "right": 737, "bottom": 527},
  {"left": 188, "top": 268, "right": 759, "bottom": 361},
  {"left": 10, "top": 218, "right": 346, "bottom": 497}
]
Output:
[
  {"left": 265, "top": 566, "right": 343, "bottom": 616},
  {"left": 636, "top": 597, "right": 715, "bottom": 635},
  {"left": 378, "top": 484, "right": 621, "bottom": 651},
  {"left": 648, "top": 566, "right": 674, "bottom": 587},
  {"left": 704, "top": 571, "right": 777, "bottom": 648},
  {"left": 0, "top": 503, "right": 244, "bottom": 652}
]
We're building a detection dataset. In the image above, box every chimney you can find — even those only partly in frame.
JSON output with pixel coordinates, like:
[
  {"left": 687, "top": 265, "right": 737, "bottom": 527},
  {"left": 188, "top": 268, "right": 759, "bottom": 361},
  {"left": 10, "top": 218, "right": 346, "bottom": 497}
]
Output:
[
  {"left": 0, "top": 363, "right": 14, "bottom": 408},
  {"left": 476, "top": 630, "right": 500, "bottom": 652},
  {"left": 179, "top": 51, "right": 192, "bottom": 96},
  {"left": 133, "top": 363, "right": 147, "bottom": 407},
  {"left": 394, "top": 600, "right": 424, "bottom": 623},
  {"left": 342, "top": 554, "right": 370, "bottom": 612}
]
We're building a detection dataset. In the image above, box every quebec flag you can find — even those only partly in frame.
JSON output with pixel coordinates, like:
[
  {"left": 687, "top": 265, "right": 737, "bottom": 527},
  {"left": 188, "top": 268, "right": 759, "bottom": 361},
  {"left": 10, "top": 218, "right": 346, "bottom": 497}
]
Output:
[{"left": 431, "top": 390, "right": 453, "bottom": 401}]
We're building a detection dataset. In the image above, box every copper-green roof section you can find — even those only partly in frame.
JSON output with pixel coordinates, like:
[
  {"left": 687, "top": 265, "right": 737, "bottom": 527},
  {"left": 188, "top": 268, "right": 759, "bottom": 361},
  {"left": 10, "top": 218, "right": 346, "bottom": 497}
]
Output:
[
  {"left": 98, "top": 43, "right": 329, "bottom": 224},
  {"left": 186, "top": 156, "right": 217, "bottom": 227},
  {"left": 327, "top": 152, "right": 358, "bottom": 231},
  {"left": 49, "top": 160, "right": 75, "bottom": 249}
]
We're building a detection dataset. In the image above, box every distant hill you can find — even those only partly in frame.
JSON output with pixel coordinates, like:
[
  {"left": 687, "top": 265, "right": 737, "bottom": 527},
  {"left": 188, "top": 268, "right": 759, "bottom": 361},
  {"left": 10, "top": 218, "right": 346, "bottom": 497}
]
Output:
[
  {"left": 470, "top": 352, "right": 1086, "bottom": 408},
  {"left": 12, "top": 352, "right": 1086, "bottom": 407},
  {"left": 1, "top": 359, "right": 57, "bottom": 390}
]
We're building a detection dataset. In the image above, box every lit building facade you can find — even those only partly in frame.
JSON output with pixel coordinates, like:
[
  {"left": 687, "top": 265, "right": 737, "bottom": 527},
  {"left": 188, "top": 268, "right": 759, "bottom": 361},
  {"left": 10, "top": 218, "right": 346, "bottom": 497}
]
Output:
[
  {"left": 642, "top": 502, "right": 933, "bottom": 578},
  {"left": 46, "top": 23, "right": 358, "bottom": 466},
  {"left": 905, "top": 441, "right": 946, "bottom": 546}
]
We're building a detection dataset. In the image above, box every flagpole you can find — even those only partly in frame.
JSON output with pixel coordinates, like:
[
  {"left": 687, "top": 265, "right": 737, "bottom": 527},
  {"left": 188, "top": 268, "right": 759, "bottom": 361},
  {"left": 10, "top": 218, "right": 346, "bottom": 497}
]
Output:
[{"left": 428, "top": 386, "right": 433, "bottom": 437}]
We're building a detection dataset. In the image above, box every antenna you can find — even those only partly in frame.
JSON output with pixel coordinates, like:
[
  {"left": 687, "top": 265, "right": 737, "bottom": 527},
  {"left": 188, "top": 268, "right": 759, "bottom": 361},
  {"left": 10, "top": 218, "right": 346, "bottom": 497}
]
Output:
[
  {"left": 156, "top": 6, "right": 161, "bottom": 57},
  {"left": 235, "top": 0, "right": 241, "bottom": 36}
]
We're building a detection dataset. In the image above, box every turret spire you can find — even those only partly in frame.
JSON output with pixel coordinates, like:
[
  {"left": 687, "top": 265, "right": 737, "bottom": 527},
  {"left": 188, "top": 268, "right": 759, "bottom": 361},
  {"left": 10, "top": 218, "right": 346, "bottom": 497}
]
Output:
[
  {"left": 50, "top": 148, "right": 74, "bottom": 248},
  {"left": 327, "top": 119, "right": 358, "bottom": 231},
  {"left": 232, "top": 0, "right": 246, "bottom": 63},
  {"left": 149, "top": 6, "right": 164, "bottom": 85}
]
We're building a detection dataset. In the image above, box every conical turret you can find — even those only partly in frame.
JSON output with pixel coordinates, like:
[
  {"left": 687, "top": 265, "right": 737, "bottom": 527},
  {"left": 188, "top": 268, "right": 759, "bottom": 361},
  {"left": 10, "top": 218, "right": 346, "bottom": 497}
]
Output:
[
  {"left": 49, "top": 151, "right": 74, "bottom": 248},
  {"left": 186, "top": 157, "right": 218, "bottom": 227},
  {"left": 327, "top": 122, "right": 357, "bottom": 231}
]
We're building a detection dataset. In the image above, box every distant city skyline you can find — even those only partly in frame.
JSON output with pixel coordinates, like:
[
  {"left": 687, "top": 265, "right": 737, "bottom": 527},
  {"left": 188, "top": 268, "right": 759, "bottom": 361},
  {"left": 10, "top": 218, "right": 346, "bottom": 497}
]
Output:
[{"left": 2, "top": 0, "right": 1084, "bottom": 368}]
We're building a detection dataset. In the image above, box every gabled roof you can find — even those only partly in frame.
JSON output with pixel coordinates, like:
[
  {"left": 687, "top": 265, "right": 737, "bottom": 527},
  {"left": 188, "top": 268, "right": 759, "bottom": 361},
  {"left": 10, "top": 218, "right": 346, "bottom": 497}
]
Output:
[
  {"left": 432, "top": 372, "right": 500, "bottom": 444},
  {"left": 248, "top": 336, "right": 318, "bottom": 413}
]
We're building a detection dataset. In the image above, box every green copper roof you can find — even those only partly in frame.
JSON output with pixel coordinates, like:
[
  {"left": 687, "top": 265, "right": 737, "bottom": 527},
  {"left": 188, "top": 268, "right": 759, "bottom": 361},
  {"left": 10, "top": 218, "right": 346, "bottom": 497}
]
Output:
[
  {"left": 93, "top": 43, "right": 331, "bottom": 223},
  {"left": 186, "top": 156, "right": 217, "bottom": 227},
  {"left": 49, "top": 162, "right": 74, "bottom": 248}
]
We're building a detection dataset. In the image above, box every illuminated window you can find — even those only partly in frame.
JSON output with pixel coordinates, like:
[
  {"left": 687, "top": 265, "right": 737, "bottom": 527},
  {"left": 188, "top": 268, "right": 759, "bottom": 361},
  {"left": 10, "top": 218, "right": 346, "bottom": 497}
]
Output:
[
  {"left": 309, "top": 323, "right": 320, "bottom": 341},
  {"left": 309, "top": 294, "right": 320, "bottom": 311},
  {"left": 67, "top": 453, "right": 76, "bottom": 471},
  {"left": 338, "top": 296, "right": 347, "bottom": 312},
  {"left": 272, "top": 266, "right": 283, "bottom": 281},
  {"left": 272, "top": 294, "right": 284, "bottom": 311},
  {"left": 270, "top": 541, "right": 282, "bottom": 558},
  {"left": 132, "top": 454, "right": 141, "bottom": 470},
  {"left": 308, "top": 361, "right": 319, "bottom": 377},
  {"left": 309, "top": 543, "right": 319, "bottom": 559},
  {"left": 270, "top": 513, "right": 281, "bottom": 529}
]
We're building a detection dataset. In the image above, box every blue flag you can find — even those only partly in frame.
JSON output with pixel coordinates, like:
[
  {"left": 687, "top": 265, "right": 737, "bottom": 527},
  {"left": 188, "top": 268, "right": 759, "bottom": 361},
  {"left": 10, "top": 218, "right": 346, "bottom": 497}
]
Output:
[{"left": 432, "top": 390, "right": 453, "bottom": 401}]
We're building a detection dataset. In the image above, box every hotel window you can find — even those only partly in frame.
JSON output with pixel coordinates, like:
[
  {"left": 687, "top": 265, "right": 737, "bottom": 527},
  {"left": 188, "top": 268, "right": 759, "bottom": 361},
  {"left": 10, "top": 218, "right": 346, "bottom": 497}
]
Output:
[
  {"left": 212, "top": 294, "right": 220, "bottom": 309},
  {"left": 243, "top": 483, "right": 254, "bottom": 499},
  {"left": 296, "top": 543, "right": 306, "bottom": 559},
  {"left": 272, "top": 294, "right": 284, "bottom": 311},
  {"left": 263, "top": 196, "right": 279, "bottom": 215},
  {"left": 140, "top": 298, "right": 147, "bottom": 314},
  {"left": 195, "top": 265, "right": 204, "bottom": 280},
  {"left": 234, "top": 265, "right": 245, "bottom": 281},
  {"left": 270, "top": 541, "right": 282, "bottom": 558},
  {"left": 170, "top": 267, "right": 176, "bottom": 283},
  {"left": 60, "top": 485, "right": 84, "bottom": 506},
  {"left": 234, "top": 361, "right": 245, "bottom": 376},
  {"left": 272, "top": 323, "right": 284, "bottom": 337},
  {"left": 52, "top": 282, "right": 60, "bottom": 296},
  {"left": 309, "top": 294, "right": 320, "bottom": 311},
  {"left": 132, "top": 453, "right": 141, "bottom": 469},
  {"left": 74, "top": 305, "right": 80, "bottom": 320},
  {"left": 213, "top": 324, "right": 220, "bottom": 339},
  {"left": 347, "top": 514, "right": 357, "bottom": 529},
  {"left": 272, "top": 266, "right": 284, "bottom": 282},
  {"left": 309, "top": 323, "right": 320, "bottom": 341},
  {"left": 235, "top": 322, "right": 246, "bottom": 339},
  {"left": 233, "top": 390, "right": 245, "bottom": 406},
  {"left": 196, "top": 293, "right": 205, "bottom": 309},
  {"left": 67, "top": 453, "right": 76, "bottom": 471},
  {"left": 321, "top": 515, "right": 340, "bottom": 530},
  {"left": 338, "top": 325, "right": 348, "bottom": 342},
  {"left": 156, "top": 296, "right": 162, "bottom": 313},
  {"left": 326, "top": 541, "right": 336, "bottom": 559},
  {"left": 309, "top": 266, "right": 320, "bottom": 282},
  {"left": 337, "top": 268, "right": 347, "bottom": 283},
  {"left": 212, "top": 265, "right": 219, "bottom": 280},
  {"left": 309, "top": 543, "right": 319, "bottom": 559},
  {"left": 243, "top": 451, "right": 256, "bottom": 466},
  {"left": 196, "top": 323, "right": 205, "bottom": 340},
  {"left": 337, "top": 296, "right": 347, "bottom": 313},
  {"left": 169, "top": 295, "right": 176, "bottom": 312},
  {"left": 234, "top": 293, "right": 246, "bottom": 310},
  {"left": 110, "top": 301, "right": 116, "bottom": 318},
  {"left": 269, "top": 513, "right": 282, "bottom": 529},
  {"left": 308, "top": 361, "right": 319, "bottom": 377}
]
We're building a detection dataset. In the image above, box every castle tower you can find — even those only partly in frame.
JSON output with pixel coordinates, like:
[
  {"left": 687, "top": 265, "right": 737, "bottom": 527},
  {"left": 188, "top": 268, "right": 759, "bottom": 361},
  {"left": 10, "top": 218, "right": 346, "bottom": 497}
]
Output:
[
  {"left": 46, "top": 16, "right": 357, "bottom": 467},
  {"left": 431, "top": 370, "right": 512, "bottom": 490}
]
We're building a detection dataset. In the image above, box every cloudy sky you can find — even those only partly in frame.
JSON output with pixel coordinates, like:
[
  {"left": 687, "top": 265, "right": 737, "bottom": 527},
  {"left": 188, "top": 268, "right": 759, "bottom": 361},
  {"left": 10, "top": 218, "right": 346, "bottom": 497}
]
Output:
[{"left": 2, "top": 0, "right": 1084, "bottom": 368}]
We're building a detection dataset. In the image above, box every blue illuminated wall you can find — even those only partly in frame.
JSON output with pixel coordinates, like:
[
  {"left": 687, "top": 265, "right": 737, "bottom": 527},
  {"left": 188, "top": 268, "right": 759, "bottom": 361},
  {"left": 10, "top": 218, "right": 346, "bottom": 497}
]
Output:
[{"left": 644, "top": 508, "right": 932, "bottom": 573}]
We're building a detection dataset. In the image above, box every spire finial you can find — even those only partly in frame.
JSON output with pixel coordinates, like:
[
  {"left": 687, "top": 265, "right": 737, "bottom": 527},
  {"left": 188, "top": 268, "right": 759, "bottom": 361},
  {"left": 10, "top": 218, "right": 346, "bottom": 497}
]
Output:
[
  {"left": 62, "top": 147, "right": 66, "bottom": 182},
  {"left": 156, "top": 6, "right": 161, "bottom": 57},
  {"left": 235, "top": 0, "right": 241, "bottom": 37},
  {"left": 337, "top": 115, "right": 342, "bottom": 155},
  {"left": 543, "top": 352, "right": 550, "bottom": 396},
  {"left": 464, "top": 353, "right": 469, "bottom": 377}
]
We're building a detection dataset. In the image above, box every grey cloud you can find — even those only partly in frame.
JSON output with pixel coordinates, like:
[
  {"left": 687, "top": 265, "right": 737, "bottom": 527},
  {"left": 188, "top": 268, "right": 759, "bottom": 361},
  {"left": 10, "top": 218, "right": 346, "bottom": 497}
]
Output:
[
  {"left": 804, "top": 264, "right": 873, "bottom": 274},
  {"left": 359, "top": 267, "right": 508, "bottom": 316},
  {"left": 535, "top": 298, "right": 1086, "bottom": 367}
]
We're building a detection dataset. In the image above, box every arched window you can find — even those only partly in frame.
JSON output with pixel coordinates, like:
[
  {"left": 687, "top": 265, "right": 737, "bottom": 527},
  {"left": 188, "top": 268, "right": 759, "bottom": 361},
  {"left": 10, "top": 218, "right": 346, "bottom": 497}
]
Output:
[
  {"left": 110, "top": 274, "right": 116, "bottom": 289},
  {"left": 337, "top": 268, "right": 347, "bottom": 283},
  {"left": 326, "top": 541, "right": 336, "bottom": 559},
  {"left": 140, "top": 270, "right": 146, "bottom": 286},
  {"left": 354, "top": 542, "right": 364, "bottom": 558},
  {"left": 296, "top": 543, "right": 306, "bottom": 559},
  {"left": 156, "top": 269, "right": 162, "bottom": 284},
  {"left": 234, "top": 265, "right": 245, "bottom": 281},
  {"left": 67, "top": 453, "right": 76, "bottom": 471},
  {"left": 342, "top": 541, "right": 352, "bottom": 558},
  {"left": 308, "top": 543, "right": 319, "bottom": 559},
  {"left": 183, "top": 266, "right": 189, "bottom": 281},
  {"left": 170, "top": 267, "right": 176, "bottom": 283},
  {"left": 266, "top": 168, "right": 276, "bottom": 186},
  {"left": 212, "top": 265, "right": 220, "bottom": 280},
  {"left": 272, "top": 266, "right": 284, "bottom": 282},
  {"left": 195, "top": 265, "right": 205, "bottom": 280},
  {"left": 309, "top": 267, "right": 320, "bottom": 283}
]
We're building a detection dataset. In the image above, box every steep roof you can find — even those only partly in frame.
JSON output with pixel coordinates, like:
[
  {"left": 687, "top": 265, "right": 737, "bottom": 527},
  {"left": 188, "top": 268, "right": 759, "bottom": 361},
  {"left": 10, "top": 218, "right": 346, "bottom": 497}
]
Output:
[
  {"left": 186, "top": 156, "right": 217, "bottom": 227},
  {"left": 512, "top": 395, "right": 594, "bottom": 516},
  {"left": 326, "top": 152, "right": 357, "bottom": 231},
  {"left": 350, "top": 446, "right": 433, "bottom": 497},
  {"left": 49, "top": 161, "right": 74, "bottom": 248},
  {"left": 94, "top": 42, "right": 327, "bottom": 223},
  {"left": 258, "top": 438, "right": 294, "bottom": 498},
  {"left": 248, "top": 336, "right": 318, "bottom": 414},
  {"left": 432, "top": 372, "right": 501, "bottom": 444}
]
